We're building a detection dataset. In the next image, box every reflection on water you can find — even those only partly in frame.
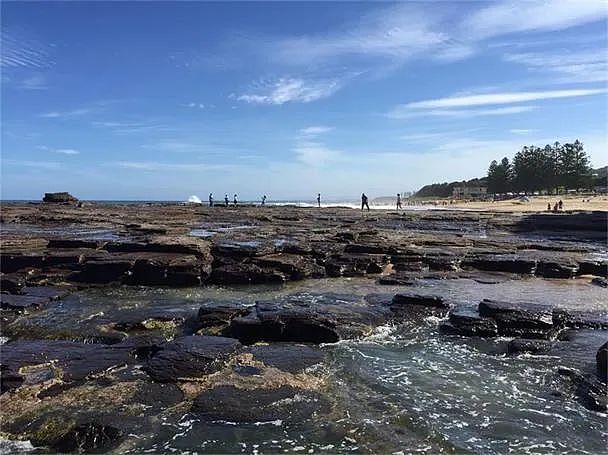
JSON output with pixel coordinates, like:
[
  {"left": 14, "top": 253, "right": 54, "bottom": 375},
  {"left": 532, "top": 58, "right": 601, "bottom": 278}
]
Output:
[{"left": 5, "top": 276, "right": 607, "bottom": 453}]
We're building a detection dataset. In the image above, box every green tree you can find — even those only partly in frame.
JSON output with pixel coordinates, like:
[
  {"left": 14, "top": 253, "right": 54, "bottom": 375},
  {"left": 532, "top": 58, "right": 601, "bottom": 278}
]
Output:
[{"left": 557, "top": 140, "right": 593, "bottom": 190}]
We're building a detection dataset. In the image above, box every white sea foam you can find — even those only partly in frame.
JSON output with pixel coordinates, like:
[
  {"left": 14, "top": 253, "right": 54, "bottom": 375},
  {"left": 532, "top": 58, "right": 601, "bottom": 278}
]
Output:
[{"left": 187, "top": 195, "right": 202, "bottom": 204}]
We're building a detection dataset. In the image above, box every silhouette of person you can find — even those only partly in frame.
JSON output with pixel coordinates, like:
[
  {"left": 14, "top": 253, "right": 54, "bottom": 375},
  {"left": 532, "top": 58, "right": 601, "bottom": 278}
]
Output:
[
  {"left": 553, "top": 202, "right": 558, "bottom": 213},
  {"left": 361, "top": 193, "right": 370, "bottom": 211},
  {"left": 317, "top": 193, "right": 321, "bottom": 208},
  {"left": 208, "top": 193, "right": 213, "bottom": 207},
  {"left": 396, "top": 193, "right": 402, "bottom": 210},
  {"left": 558, "top": 199, "right": 563, "bottom": 210},
  {"left": 224, "top": 194, "right": 229, "bottom": 207},
  {"left": 547, "top": 202, "right": 551, "bottom": 211},
  {"left": 233, "top": 194, "right": 238, "bottom": 206},
  {"left": 261, "top": 195, "right": 267, "bottom": 206}
]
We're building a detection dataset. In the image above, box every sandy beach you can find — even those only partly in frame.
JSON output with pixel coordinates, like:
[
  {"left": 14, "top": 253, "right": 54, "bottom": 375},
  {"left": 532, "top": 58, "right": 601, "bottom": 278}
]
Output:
[{"left": 445, "top": 195, "right": 608, "bottom": 212}]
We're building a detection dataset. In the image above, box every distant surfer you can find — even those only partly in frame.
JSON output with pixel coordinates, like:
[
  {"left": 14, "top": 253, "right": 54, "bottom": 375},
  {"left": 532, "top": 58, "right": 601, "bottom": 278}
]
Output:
[
  {"left": 208, "top": 193, "right": 213, "bottom": 207},
  {"left": 361, "top": 193, "right": 370, "bottom": 211},
  {"left": 396, "top": 193, "right": 402, "bottom": 210},
  {"left": 317, "top": 193, "right": 321, "bottom": 208}
]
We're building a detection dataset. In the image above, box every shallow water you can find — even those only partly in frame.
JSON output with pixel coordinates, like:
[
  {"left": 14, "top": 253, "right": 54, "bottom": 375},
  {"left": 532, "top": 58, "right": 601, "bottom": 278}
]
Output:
[{"left": 6, "top": 276, "right": 607, "bottom": 453}]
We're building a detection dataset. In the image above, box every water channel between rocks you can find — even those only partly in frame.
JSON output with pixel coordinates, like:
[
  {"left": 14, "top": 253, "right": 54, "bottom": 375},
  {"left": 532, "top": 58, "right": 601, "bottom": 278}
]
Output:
[{"left": 5, "top": 276, "right": 607, "bottom": 454}]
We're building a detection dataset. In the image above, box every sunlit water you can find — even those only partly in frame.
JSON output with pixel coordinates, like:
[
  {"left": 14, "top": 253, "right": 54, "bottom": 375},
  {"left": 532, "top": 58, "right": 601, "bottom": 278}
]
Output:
[{"left": 5, "top": 276, "right": 607, "bottom": 454}]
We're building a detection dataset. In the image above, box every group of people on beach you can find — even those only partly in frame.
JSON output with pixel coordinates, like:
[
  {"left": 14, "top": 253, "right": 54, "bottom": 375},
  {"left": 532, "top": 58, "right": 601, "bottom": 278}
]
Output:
[
  {"left": 548, "top": 199, "right": 564, "bottom": 213},
  {"left": 208, "top": 193, "right": 267, "bottom": 207}
]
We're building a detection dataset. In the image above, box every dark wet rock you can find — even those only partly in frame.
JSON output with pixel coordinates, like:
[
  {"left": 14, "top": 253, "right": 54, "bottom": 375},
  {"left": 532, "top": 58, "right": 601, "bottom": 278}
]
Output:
[
  {"left": 0, "top": 253, "right": 46, "bottom": 273},
  {"left": 377, "top": 273, "right": 416, "bottom": 286},
  {"left": 591, "top": 277, "right": 608, "bottom": 287},
  {"left": 144, "top": 335, "right": 242, "bottom": 382},
  {"left": 424, "top": 253, "right": 461, "bottom": 272},
  {"left": 213, "top": 241, "right": 275, "bottom": 257},
  {"left": 598, "top": 342, "right": 607, "bottom": 382},
  {"left": 42, "top": 192, "right": 78, "bottom": 203},
  {"left": 197, "top": 303, "right": 251, "bottom": 335},
  {"left": 507, "top": 338, "right": 554, "bottom": 355},
  {"left": 478, "top": 299, "right": 554, "bottom": 339},
  {"left": 558, "top": 367, "right": 607, "bottom": 412},
  {"left": 69, "top": 256, "right": 135, "bottom": 283},
  {"left": 254, "top": 253, "right": 325, "bottom": 280},
  {"left": 49, "top": 422, "right": 123, "bottom": 454},
  {"left": 248, "top": 344, "right": 325, "bottom": 373},
  {"left": 1, "top": 294, "right": 52, "bottom": 313},
  {"left": 0, "top": 364, "right": 24, "bottom": 393},
  {"left": 537, "top": 260, "right": 579, "bottom": 278},
  {"left": 209, "top": 260, "right": 286, "bottom": 285},
  {"left": 553, "top": 308, "right": 608, "bottom": 330},
  {"left": 0, "top": 340, "right": 132, "bottom": 391},
  {"left": 325, "top": 253, "right": 388, "bottom": 277},
  {"left": 192, "top": 385, "right": 329, "bottom": 423},
  {"left": 0, "top": 274, "right": 26, "bottom": 294},
  {"left": 390, "top": 293, "right": 449, "bottom": 318},
  {"left": 578, "top": 260, "right": 608, "bottom": 277},
  {"left": 462, "top": 254, "right": 536, "bottom": 274},
  {"left": 47, "top": 239, "right": 104, "bottom": 249},
  {"left": 440, "top": 309, "right": 498, "bottom": 337},
  {"left": 123, "top": 253, "right": 203, "bottom": 286},
  {"left": 225, "top": 293, "right": 391, "bottom": 344},
  {"left": 21, "top": 286, "right": 68, "bottom": 300},
  {"left": 233, "top": 364, "right": 263, "bottom": 376},
  {"left": 343, "top": 244, "right": 389, "bottom": 255}
]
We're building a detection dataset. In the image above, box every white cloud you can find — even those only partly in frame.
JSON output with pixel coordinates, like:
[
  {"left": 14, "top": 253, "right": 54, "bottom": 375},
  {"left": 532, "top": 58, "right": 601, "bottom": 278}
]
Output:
[
  {"left": 54, "top": 148, "right": 80, "bottom": 155},
  {"left": 39, "top": 108, "right": 93, "bottom": 119},
  {"left": 92, "top": 120, "right": 171, "bottom": 135},
  {"left": 293, "top": 142, "right": 342, "bottom": 167},
  {"left": 236, "top": 78, "right": 341, "bottom": 105},
  {"left": 20, "top": 74, "right": 47, "bottom": 90},
  {"left": 1, "top": 31, "right": 53, "bottom": 68},
  {"left": 3, "top": 159, "right": 61, "bottom": 170},
  {"left": 510, "top": 129, "right": 537, "bottom": 135},
  {"left": 402, "top": 89, "right": 606, "bottom": 109},
  {"left": 504, "top": 49, "right": 608, "bottom": 83},
  {"left": 299, "top": 126, "right": 333, "bottom": 136},
  {"left": 388, "top": 105, "right": 537, "bottom": 119},
  {"left": 110, "top": 161, "right": 233, "bottom": 172},
  {"left": 461, "top": 0, "right": 608, "bottom": 40}
]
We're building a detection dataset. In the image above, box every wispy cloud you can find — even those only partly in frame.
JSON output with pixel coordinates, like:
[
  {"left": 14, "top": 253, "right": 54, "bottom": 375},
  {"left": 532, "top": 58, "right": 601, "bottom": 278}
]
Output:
[
  {"left": 184, "top": 102, "right": 208, "bottom": 109},
  {"left": 298, "top": 126, "right": 333, "bottom": 136},
  {"left": 235, "top": 77, "right": 341, "bottom": 105},
  {"left": 20, "top": 74, "right": 47, "bottom": 90},
  {"left": 110, "top": 161, "right": 233, "bottom": 172},
  {"left": 402, "top": 89, "right": 606, "bottom": 109},
  {"left": 39, "top": 108, "right": 93, "bottom": 119},
  {"left": 92, "top": 120, "right": 171, "bottom": 135},
  {"left": 510, "top": 129, "right": 537, "bottom": 135},
  {"left": 54, "top": 148, "right": 80, "bottom": 155},
  {"left": 293, "top": 142, "right": 342, "bottom": 167},
  {"left": 3, "top": 159, "right": 61, "bottom": 170},
  {"left": 504, "top": 49, "right": 608, "bottom": 83},
  {"left": 461, "top": 0, "right": 608, "bottom": 40},
  {"left": 1, "top": 31, "right": 54, "bottom": 69},
  {"left": 388, "top": 105, "right": 537, "bottom": 119}
]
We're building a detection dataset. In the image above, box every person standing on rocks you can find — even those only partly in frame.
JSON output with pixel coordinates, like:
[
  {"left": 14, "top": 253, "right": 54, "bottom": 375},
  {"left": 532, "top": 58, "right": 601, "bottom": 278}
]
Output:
[
  {"left": 396, "top": 193, "right": 402, "bottom": 210},
  {"left": 317, "top": 193, "right": 321, "bottom": 208},
  {"left": 261, "top": 195, "right": 267, "bottom": 206},
  {"left": 361, "top": 193, "right": 370, "bottom": 211},
  {"left": 233, "top": 194, "right": 238, "bottom": 206},
  {"left": 224, "top": 194, "right": 229, "bottom": 207},
  {"left": 208, "top": 193, "right": 214, "bottom": 207}
]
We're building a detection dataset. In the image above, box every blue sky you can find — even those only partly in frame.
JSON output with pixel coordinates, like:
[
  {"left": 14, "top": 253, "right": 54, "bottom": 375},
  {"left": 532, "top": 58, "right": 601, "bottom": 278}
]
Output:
[{"left": 2, "top": 1, "right": 607, "bottom": 200}]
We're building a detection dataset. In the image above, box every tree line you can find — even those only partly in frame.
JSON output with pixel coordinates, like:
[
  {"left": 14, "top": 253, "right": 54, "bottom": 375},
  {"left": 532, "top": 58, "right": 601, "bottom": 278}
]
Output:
[{"left": 487, "top": 140, "right": 595, "bottom": 194}]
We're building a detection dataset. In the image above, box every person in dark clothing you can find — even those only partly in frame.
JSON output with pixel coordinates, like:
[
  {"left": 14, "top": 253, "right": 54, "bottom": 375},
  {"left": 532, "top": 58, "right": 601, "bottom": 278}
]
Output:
[
  {"left": 558, "top": 199, "right": 563, "bottom": 210},
  {"left": 233, "top": 194, "right": 238, "bottom": 206},
  {"left": 553, "top": 202, "right": 558, "bottom": 213},
  {"left": 361, "top": 193, "right": 370, "bottom": 211},
  {"left": 261, "top": 195, "right": 267, "bottom": 206},
  {"left": 396, "top": 193, "right": 402, "bottom": 210},
  {"left": 208, "top": 193, "right": 213, "bottom": 207},
  {"left": 317, "top": 193, "right": 321, "bottom": 208},
  {"left": 547, "top": 202, "right": 551, "bottom": 211},
  {"left": 224, "top": 194, "right": 229, "bottom": 207}
]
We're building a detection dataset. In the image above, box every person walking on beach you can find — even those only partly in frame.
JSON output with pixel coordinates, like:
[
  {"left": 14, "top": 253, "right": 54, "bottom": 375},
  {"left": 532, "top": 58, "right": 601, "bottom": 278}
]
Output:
[
  {"left": 224, "top": 194, "right": 229, "bottom": 207},
  {"left": 208, "top": 193, "right": 214, "bottom": 207},
  {"left": 361, "top": 193, "right": 370, "bottom": 211},
  {"left": 558, "top": 199, "right": 563, "bottom": 210},
  {"left": 547, "top": 202, "right": 551, "bottom": 211},
  {"left": 317, "top": 193, "right": 321, "bottom": 208},
  {"left": 396, "top": 193, "right": 402, "bottom": 210},
  {"left": 233, "top": 194, "right": 238, "bottom": 206},
  {"left": 261, "top": 195, "right": 267, "bottom": 206}
]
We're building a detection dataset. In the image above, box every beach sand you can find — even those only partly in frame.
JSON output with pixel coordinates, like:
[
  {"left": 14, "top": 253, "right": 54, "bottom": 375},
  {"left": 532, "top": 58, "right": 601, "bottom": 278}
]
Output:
[{"left": 446, "top": 195, "right": 608, "bottom": 212}]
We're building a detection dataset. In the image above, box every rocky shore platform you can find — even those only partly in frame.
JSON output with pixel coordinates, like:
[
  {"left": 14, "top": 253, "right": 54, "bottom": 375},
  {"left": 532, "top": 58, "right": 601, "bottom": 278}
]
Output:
[{"left": 1, "top": 201, "right": 606, "bottom": 453}]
